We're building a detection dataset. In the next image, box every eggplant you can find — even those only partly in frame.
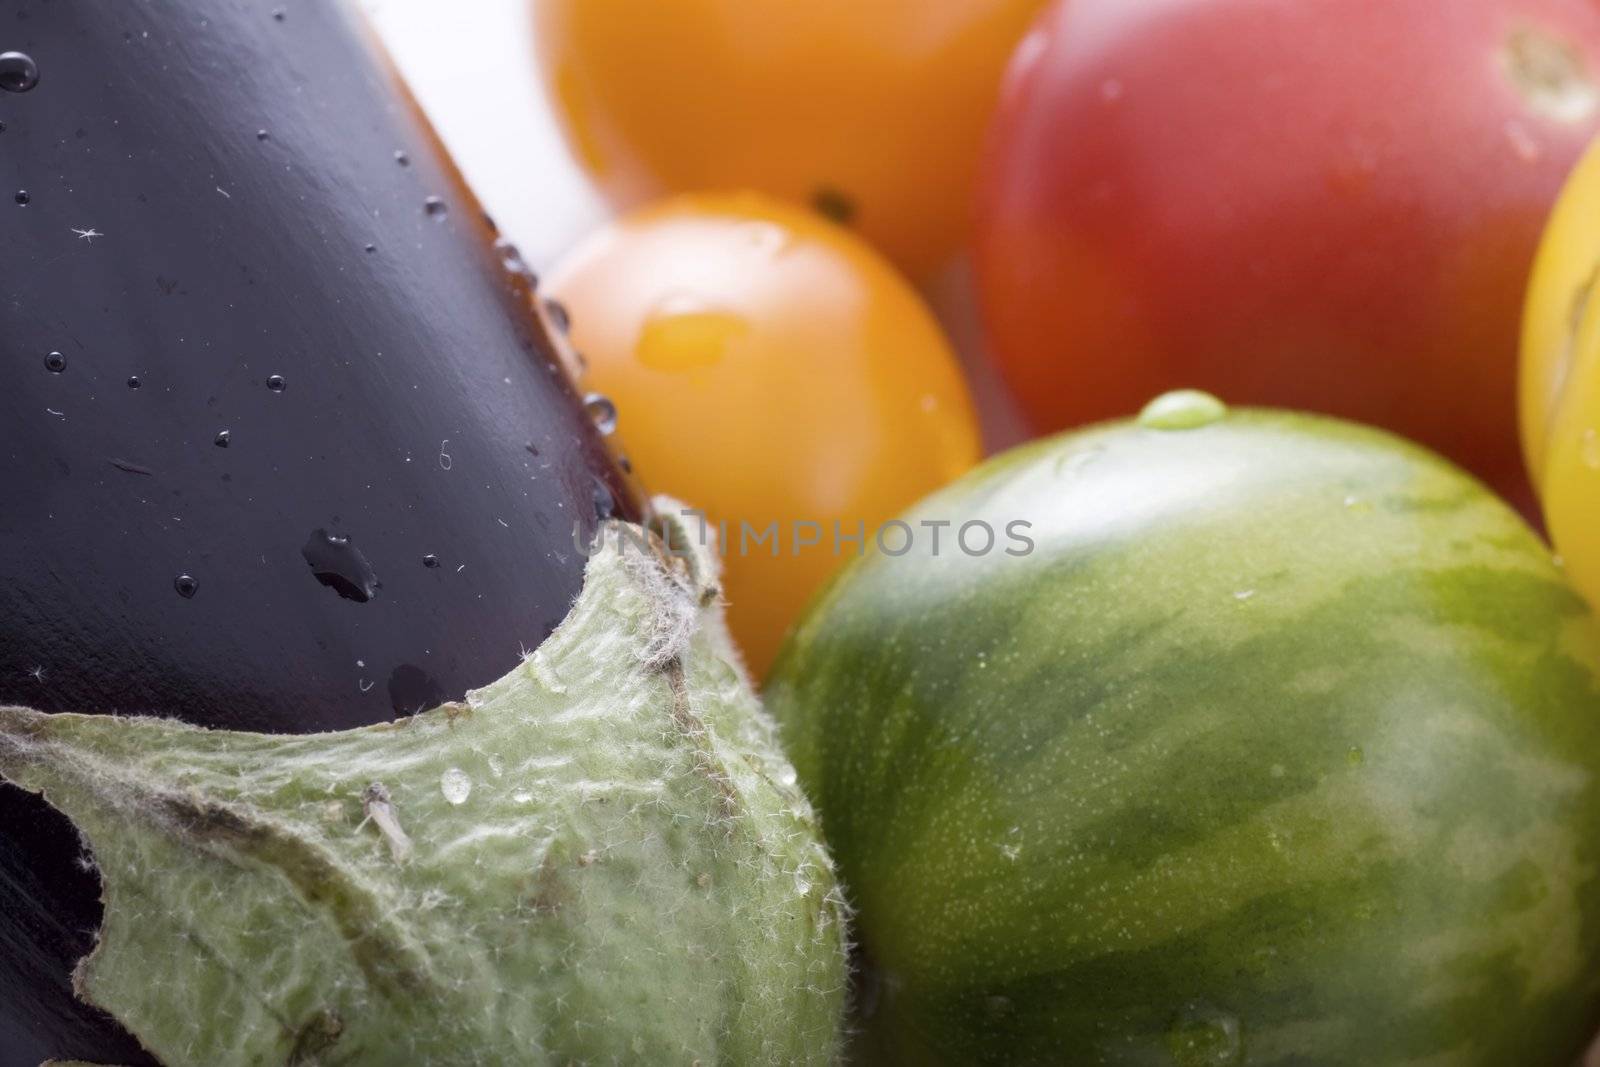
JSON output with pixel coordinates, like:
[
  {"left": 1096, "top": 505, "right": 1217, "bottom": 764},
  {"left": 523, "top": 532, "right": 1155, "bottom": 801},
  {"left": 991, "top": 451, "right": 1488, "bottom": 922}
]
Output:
[{"left": 0, "top": 2, "right": 640, "bottom": 1062}]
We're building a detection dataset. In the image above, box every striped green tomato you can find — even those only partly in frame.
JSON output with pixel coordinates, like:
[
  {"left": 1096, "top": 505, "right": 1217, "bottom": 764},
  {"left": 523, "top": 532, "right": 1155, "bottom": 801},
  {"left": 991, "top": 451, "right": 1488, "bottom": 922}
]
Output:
[{"left": 766, "top": 393, "right": 1600, "bottom": 1065}]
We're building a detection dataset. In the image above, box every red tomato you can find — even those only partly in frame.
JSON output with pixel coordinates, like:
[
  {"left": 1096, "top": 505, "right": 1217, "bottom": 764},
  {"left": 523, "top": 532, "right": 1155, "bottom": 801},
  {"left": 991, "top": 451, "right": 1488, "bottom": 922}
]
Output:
[{"left": 975, "top": 0, "right": 1600, "bottom": 498}]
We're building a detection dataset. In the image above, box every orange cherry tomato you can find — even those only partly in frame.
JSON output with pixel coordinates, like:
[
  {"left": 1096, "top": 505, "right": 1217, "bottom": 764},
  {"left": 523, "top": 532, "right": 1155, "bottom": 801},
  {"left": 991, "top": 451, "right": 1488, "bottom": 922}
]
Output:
[
  {"left": 547, "top": 193, "right": 980, "bottom": 677},
  {"left": 533, "top": 0, "right": 1048, "bottom": 276}
]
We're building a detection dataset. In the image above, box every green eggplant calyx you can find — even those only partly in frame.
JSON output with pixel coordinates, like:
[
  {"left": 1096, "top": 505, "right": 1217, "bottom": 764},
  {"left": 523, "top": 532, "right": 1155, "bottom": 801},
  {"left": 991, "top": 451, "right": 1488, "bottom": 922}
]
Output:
[{"left": 0, "top": 500, "right": 849, "bottom": 1066}]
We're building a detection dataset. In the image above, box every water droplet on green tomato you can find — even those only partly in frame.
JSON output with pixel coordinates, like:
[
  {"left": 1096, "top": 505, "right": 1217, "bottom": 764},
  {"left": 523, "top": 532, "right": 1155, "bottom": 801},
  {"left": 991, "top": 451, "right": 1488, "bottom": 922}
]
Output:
[
  {"left": 1138, "top": 390, "right": 1228, "bottom": 431},
  {"left": 1166, "top": 1003, "right": 1243, "bottom": 1066}
]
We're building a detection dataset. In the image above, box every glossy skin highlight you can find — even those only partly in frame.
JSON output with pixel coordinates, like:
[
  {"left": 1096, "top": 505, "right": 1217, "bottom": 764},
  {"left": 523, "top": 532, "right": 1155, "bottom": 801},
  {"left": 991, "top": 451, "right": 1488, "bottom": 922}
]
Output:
[
  {"left": 534, "top": 0, "right": 1047, "bottom": 275},
  {"left": 547, "top": 193, "right": 980, "bottom": 677},
  {"left": 976, "top": 0, "right": 1600, "bottom": 500}
]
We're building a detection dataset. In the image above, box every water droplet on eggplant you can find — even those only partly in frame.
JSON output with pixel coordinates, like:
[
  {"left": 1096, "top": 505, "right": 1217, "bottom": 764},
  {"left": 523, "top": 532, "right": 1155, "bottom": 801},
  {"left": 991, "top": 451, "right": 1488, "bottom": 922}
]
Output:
[
  {"left": 545, "top": 298, "right": 571, "bottom": 334},
  {"left": 301, "top": 528, "right": 381, "bottom": 602},
  {"left": 592, "top": 476, "right": 617, "bottom": 521},
  {"left": 0, "top": 52, "right": 40, "bottom": 94},
  {"left": 584, "top": 392, "right": 617, "bottom": 435}
]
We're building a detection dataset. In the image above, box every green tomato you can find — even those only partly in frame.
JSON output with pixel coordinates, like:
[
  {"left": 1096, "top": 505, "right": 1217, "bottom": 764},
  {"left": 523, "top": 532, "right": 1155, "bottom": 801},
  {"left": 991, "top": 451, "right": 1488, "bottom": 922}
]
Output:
[{"left": 767, "top": 393, "right": 1600, "bottom": 1065}]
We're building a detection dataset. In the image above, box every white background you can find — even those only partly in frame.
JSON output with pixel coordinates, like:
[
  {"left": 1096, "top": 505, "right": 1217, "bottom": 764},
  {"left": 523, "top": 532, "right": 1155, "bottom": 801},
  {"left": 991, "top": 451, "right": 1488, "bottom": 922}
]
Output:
[{"left": 363, "top": 0, "right": 608, "bottom": 274}]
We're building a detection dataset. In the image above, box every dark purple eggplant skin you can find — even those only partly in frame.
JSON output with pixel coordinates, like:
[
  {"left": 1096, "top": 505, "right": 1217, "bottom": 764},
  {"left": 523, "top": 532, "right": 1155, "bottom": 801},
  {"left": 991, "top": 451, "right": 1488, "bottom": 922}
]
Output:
[{"left": 0, "top": 2, "right": 642, "bottom": 1062}]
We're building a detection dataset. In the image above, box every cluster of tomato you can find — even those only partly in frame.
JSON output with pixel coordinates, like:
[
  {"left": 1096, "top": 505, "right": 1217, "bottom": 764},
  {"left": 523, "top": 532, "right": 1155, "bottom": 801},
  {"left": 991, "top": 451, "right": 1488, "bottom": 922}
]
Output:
[{"left": 534, "top": 0, "right": 1600, "bottom": 675}]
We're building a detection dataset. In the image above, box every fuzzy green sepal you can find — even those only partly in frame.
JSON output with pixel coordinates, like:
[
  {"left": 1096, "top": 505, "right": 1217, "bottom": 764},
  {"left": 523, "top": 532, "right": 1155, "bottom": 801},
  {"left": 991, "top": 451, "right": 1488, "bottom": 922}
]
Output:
[{"left": 0, "top": 505, "right": 848, "bottom": 1065}]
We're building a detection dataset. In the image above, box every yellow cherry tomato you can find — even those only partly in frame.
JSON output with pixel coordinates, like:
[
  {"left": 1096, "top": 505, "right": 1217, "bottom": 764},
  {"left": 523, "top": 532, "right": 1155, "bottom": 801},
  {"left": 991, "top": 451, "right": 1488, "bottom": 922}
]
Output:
[
  {"left": 1522, "top": 136, "right": 1600, "bottom": 602},
  {"left": 547, "top": 193, "right": 980, "bottom": 677},
  {"left": 533, "top": 0, "right": 1048, "bottom": 276}
]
